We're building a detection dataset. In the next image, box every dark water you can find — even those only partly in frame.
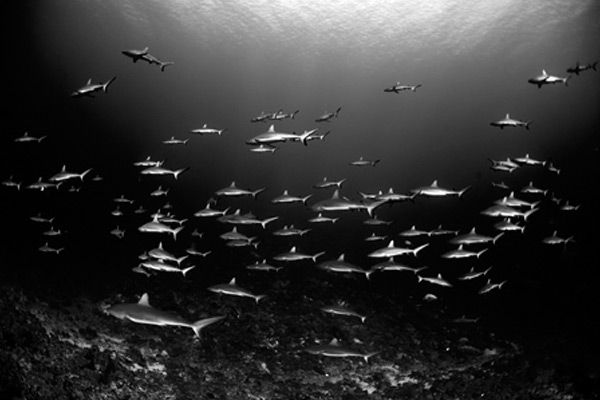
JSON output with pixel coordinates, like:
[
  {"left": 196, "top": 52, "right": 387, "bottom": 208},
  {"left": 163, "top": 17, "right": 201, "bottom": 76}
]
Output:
[{"left": 3, "top": 0, "right": 600, "bottom": 377}]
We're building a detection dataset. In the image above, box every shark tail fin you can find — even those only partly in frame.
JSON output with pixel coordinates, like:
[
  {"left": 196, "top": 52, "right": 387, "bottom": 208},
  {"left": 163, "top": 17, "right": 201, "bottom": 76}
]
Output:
[
  {"left": 525, "top": 120, "right": 533, "bottom": 130},
  {"left": 291, "top": 110, "right": 300, "bottom": 119},
  {"left": 366, "top": 200, "right": 386, "bottom": 217},
  {"left": 160, "top": 61, "right": 174, "bottom": 72},
  {"left": 412, "top": 84, "right": 422, "bottom": 91},
  {"left": 173, "top": 167, "right": 189, "bottom": 180},
  {"left": 38, "top": 135, "right": 48, "bottom": 143},
  {"left": 80, "top": 168, "right": 93, "bottom": 181},
  {"left": 566, "top": 236, "right": 576, "bottom": 244},
  {"left": 56, "top": 248, "right": 65, "bottom": 255},
  {"left": 360, "top": 316, "right": 367, "bottom": 323},
  {"left": 182, "top": 265, "right": 196, "bottom": 277},
  {"left": 335, "top": 107, "right": 342, "bottom": 118},
  {"left": 103, "top": 76, "right": 117, "bottom": 92},
  {"left": 172, "top": 226, "right": 184, "bottom": 240},
  {"left": 524, "top": 208, "right": 538, "bottom": 222},
  {"left": 458, "top": 185, "right": 471, "bottom": 198},
  {"left": 363, "top": 352, "right": 379, "bottom": 362},
  {"left": 337, "top": 178, "right": 347, "bottom": 188},
  {"left": 477, "top": 248, "right": 488, "bottom": 258},
  {"left": 413, "top": 243, "right": 429, "bottom": 256},
  {"left": 592, "top": 61, "right": 598, "bottom": 71},
  {"left": 312, "top": 251, "right": 326, "bottom": 262},
  {"left": 252, "top": 187, "right": 266, "bottom": 199},
  {"left": 261, "top": 216, "right": 279, "bottom": 229},
  {"left": 493, "top": 232, "right": 504, "bottom": 245},
  {"left": 365, "top": 270, "right": 374, "bottom": 280},
  {"left": 372, "top": 159, "right": 381, "bottom": 166},
  {"left": 191, "top": 316, "right": 225, "bottom": 338},
  {"left": 302, "top": 194, "right": 313, "bottom": 205},
  {"left": 254, "top": 295, "right": 267, "bottom": 304},
  {"left": 176, "top": 255, "right": 189, "bottom": 266}
]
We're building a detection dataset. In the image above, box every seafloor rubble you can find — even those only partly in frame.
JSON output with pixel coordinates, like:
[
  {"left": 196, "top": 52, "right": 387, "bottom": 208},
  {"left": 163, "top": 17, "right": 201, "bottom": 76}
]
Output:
[{"left": 0, "top": 284, "right": 590, "bottom": 399}]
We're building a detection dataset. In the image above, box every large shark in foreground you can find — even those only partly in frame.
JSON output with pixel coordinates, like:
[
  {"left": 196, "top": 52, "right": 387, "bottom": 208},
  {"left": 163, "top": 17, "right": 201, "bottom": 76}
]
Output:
[{"left": 105, "top": 293, "right": 224, "bottom": 337}]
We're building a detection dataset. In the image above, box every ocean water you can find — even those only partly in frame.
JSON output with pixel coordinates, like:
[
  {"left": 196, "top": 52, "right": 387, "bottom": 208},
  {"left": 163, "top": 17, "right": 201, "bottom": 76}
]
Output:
[{"left": 2, "top": 0, "right": 600, "bottom": 373}]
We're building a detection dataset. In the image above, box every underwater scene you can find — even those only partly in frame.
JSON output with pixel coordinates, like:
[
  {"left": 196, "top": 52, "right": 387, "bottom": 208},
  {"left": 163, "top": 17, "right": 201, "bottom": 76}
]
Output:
[{"left": 1, "top": 1, "right": 599, "bottom": 399}]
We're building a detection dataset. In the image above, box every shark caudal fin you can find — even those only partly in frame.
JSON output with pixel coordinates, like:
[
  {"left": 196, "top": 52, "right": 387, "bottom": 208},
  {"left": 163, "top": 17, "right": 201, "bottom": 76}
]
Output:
[
  {"left": 79, "top": 168, "right": 93, "bottom": 181},
  {"left": 254, "top": 295, "right": 267, "bottom": 304},
  {"left": 334, "top": 107, "right": 342, "bottom": 118},
  {"left": 299, "top": 129, "right": 317, "bottom": 146},
  {"left": 291, "top": 110, "right": 300, "bottom": 119},
  {"left": 564, "top": 75, "right": 571, "bottom": 86},
  {"left": 181, "top": 265, "right": 196, "bottom": 277},
  {"left": 363, "top": 352, "right": 379, "bottom": 362},
  {"left": 302, "top": 194, "right": 313, "bottom": 205},
  {"left": 160, "top": 61, "right": 174, "bottom": 72},
  {"left": 477, "top": 248, "right": 488, "bottom": 259},
  {"left": 412, "top": 84, "right": 422, "bottom": 92},
  {"left": 413, "top": 243, "right": 429, "bottom": 256},
  {"left": 458, "top": 186, "right": 471, "bottom": 198},
  {"left": 191, "top": 316, "right": 225, "bottom": 338},
  {"left": 103, "top": 76, "right": 117, "bottom": 92},
  {"left": 175, "top": 255, "right": 189, "bottom": 266},
  {"left": 173, "top": 167, "right": 189, "bottom": 180},
  {"left": 525, "top": 121, "right": 533, "bottom": 130},
  {"left": 524, "top": 208, "right": 538, "bottom": 221},
  {"left": 493, "top": 232, "right": 504, "bottom": 245},
  {"left": 252, "top": 188, "right": 266, "bottom": 199},
  {"left": 38, "top": 135, "right": 48, "bottom": 143},
  {"left": 172, "top": 226, "right": 184, "bottom": 240},
  {"left": 366, "top": 199, "right": 387, "bottom": 217},
  {"left": 312, "top": 251, "right": 326, "bottom": 262},
  {"left": 261, "top": 216, "right": 279, "bottom": 229}
]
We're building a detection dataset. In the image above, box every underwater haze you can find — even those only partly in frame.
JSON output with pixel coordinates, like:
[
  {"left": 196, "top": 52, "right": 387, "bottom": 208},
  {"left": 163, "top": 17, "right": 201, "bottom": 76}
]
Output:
[{"left": 2, "top": 1, "right": 600, "bottom": 398}]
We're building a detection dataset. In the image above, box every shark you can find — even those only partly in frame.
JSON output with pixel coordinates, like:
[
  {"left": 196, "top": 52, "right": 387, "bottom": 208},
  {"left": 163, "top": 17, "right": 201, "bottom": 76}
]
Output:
[
  {"left": 304, "top": 339, "right": 377, "bottom": 362},
  {"left": 194, "top": 201, "right": 229, "bottom": 218},
  {"left": 398, "top": 225, "right": 431, "bottom": 238},
  {"left": 428, "top": 225, "right": 459, "bottom": 237},
  {"left": 162, "top": 136, "right": 189, "bottom": 145},
  {"left": 314, "top": 177, "right": 346, "bottom": 189},
  {"left": 271, "top": 190, "right": 312, "bottom": 205},
  {"left": 30, "top": 213, "right": 54, "bottom": 224},
  {"left": 272, "top": 225, "right": 311, "bottom": 237},
  {"left": 513, "top": 154, "right": 545, "bottom": 166},
  {"left": 493, "top": 218, "right": 525, "bottom": 233},
  {"left": 528, "top": 69, "right": 570, "bottom": 88},
  {"left": 411, "top": 180, "right": 470, "bottom": 198},
  {"left": 113, "top": 195, "right": 135, "bottom": 204},
  {"left": 148, "top": 242, "right": 188, "bottom": 265},
  {"left": 478, "top": 279, "right": 507, "bottom": 294},
  {"left": 273, "top": 246, "right": 325, "bottom": 262},
  {"left": 121, "top": 46, "right": 149, "bottom": 62},
  {"left": 250, "top": 111, "right": 272, "bottom": 123},
  {"left": 417, "top": 273, "right": 452, "bottom": 287},
  {"left": 441, "top": 245, "right": 488, "bottom": 259},
  {"left": 363, "top": 216, "right": 393, "bottom": 226},
  {"left": 110, "top": 226, "right": 125, "bottom": 239},
  {"left": 459, "top": 266, "right": 492, "bottom": 281},
  {"left": 139, "top": 260, "right": 196, "bottom": 276},
  {"left": 150, "top": 186, "right": 169, "bottom": 197},
  {"left": 365, "top": 233, "right": 387, "bottom": 242},
  {"left": 566, "top": 61, "right": 597, "bottom": 75},
  {"left": 215, "top": 181, "right": 265, "bottom": 198},
  {"left": 14, "top": 132, "right": 47, "bottom": 143},
  {"left": 26, "top": 178, "right": 61, "bottom": 191},
  {"left": 318, "top": 254, "right": 373, "bottom": 279},
  {"left": 542, "top": 231, "right": 575, "bottom": 246},
  {"left": 71, "top": 77, "right": 117, "bottom": 97},
  {"left": 38, "top": 242, "right": 64, "bottom": 254},
  {"left": 246, "top": 259, "right": 282, "bottom": 272},
  {"left": 133, "top": 156, "right": 163, "bottom": 167},
  {"left": 189, "top": 124, "right": 226, "bottom": 136},
  {"left": 560, "top": 201, "right": 580, "bottom": 212},
  {"left": 490, "top": 113, "right": 531, "bottom": 130},
  {"left": 105, "top": 293, "right": 224, "bottom": 337},
  {"left": 2, "top": 176, "right": 21, "bottom": 190},
  {"left": 375, "top": 188, "right": 416, "bottom": 203},
  {"left": 384, "top": 83, "right": 422, "bottom": 93},
  {"left": 495, "top": 192, "right": 539, "bottom": 209},
  {"left": 349, "top": 157, "right": 380, "bottom": 167},
  {"left": 370, "top": 258, "right": 426, "bottom": 274},
  {"left": 249, "top": 144, "right": 278, "bottom": 153},
  {"left": 481, "top": 205, "right": 538, "bottom": 221},
  {"left": 311, "top": 189, "right": 387, "bottom": 216},
  {"left": 315, "top": 107, "right": 342, "bottom": 122},
  {"left": 186, "top": 245, "right": 212, "bottom": 258},
  {"left": 368, "top": 240, "right": 429, "bottom": 258},
  {"left": 138, "top": 215, "right": 184, "bottom": 239},
  {"left": 246, "top": 125, "right": 317, "bottom": 146},
  {"left": 321, "top": 304, "right": 367, "bottom": 323},
  {"left": 308, "top": 213, "right": 339, "bottom": 224},
  {"left": 49, "top": 165, "right": 92, "bottom": 182},
  {"left": 489, "top": 159, "right": 519, "bottom": 173},
  {"left": 207, "top": 277, "right": 267, "bottom": 303},
  {"left": 220, "top": 226, "right": 255, "bottom": 242},
  {"left": 268, "top": 109, "right": 300, "bottom": 121},
  {"left": 139, "top": 53, "right": 174, "bottom": 71},
  {"left": 42, "top": 226, "right": 63, "bottom": 236},
  {"left": 520, "top": 181, "right": 547, "bottom": 196},
  {"left": 450, "top": 228, "right": 504, "bottom": 245},
  {"left": 140, "top": 166, "right": 189, "bottom": 180}
]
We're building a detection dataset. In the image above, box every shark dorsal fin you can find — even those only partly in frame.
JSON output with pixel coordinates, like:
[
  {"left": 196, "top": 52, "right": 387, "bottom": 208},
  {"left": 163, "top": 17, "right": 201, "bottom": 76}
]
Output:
[
  {"left": 317, "top": 213, "right": 323, "bottom": 217},
  {"left": 158, "top": 242, "right": 163, "bottom": 249},
  {"left": 470, "top": 227, "right": 476, "bottom": 234},
  {"left": 234, "top": 209, "right": 241, "bottom": 215},
  {"left": 337, "top": 253, "right": 345, "bottom": 261},
  {"left": 458, "top": 245, "right": 464, "bottom": 250},
  {"left": 202, "top": 123, "right": 207, "bottom": 128},
  {"left": 61, "top": 165, "right": 66, "bottom": 172},
  {"left": 388, "top": 188, "right": 394, "bottom": 193},
  {"left": 331, "top": 189, "right": 340, "bottom": 199},
  {"left": 411, "top": 225, "right": 416, "bottom": 230},
  {"left": 229, "top": 277, "right": 236, "bottom": 285},
  {"left": 86, "top": 78, "right": 92, "bottom": 85},
  {"left": 283, "top": 190, "right": 288, "bottom": 195},
  {"left": 230, "top": 181, "right": 236, "bottom": 187},
  {"left": 290, "top": 246, "right": 297, "bottom": 253},
  {"left": 437, "top": 274, "right": 442, "bottom": 278},
  {"left": 138, "top": 293, "right": 150, "bottom": 306},
  {"left": 388, "top": 240, "right": 395, "bottom": 248},
  {"left": 505, "top": 113, "right": 510, "bottom": 119},
  {"left": 232, "top": 227, "right": 238, "bottom": 232},
  {"left": 542, "top": 69, "right": 548, "bottom": 76},
  {"left": 329, "top": 338, "right": 340, "bottom": 346},
  {"left": 359, "top": 156, "right": 364, "bottom": 161},
  {"left": 552, "top": 230, "right": 557, "bottom": 236},
  {"left": 267, "top": 124, "right": 275, "bottom": 133},
  {"left": 431, "top": 180, "right": 438, "bottom": 187}
]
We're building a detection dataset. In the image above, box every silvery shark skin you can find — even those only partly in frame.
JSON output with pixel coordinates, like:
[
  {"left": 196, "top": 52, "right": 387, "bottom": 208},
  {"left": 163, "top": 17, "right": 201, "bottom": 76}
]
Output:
[
  {"left": 441, "top": 245, "right": 488, "bottom": 259},
  {"left": 349, "top": 157, "right": 380, "bottom": 167},
  {"left": 71, "top": 77, "right": 117, "bottom": 97},
  {"left": 138, "top": 215, "right": 184, "bottom": 239},
  {"left": 220, "top": 227, "right": 255, "bottom": 242},
  {"left": 363, "top": 216, "right": 393, "bottom": 226},
  {"left": 246, "top": 125, "right": 318, "bottom": 146},
  {"left": 49, "top": 165, "right": 92, "bottom": 182},
  {"left": 546, "top": 162, "right": 561, "bottom": 175},
  {"left": 368, "top": 240, "right": 429, "bottom": 258},
  {"left": 542, "top": 231, "right": 575, "bottom": 245},
  {"left": 42, "top": 226, "right": 63, "bottom": 236},
  {"left": 250, "top": 111, "right": 271, "bottom": 123},
  {"left": 480, "top": 205, "right": 538, "bottom": 221},
  {"left": 490, "top": 113, "right": 531, "bottom": 130},
  {"left": 375, "top": 188, "right": 416, "bottom": 203},
  {"left": 491, "top": 181, "right": 510, "bottom": 190},
  {"left": 528, "top": 69, "right": 570, "bottom": 88},
  {"left": 560, "top": 201, "right": 580, "bottom": 211},
  {"left": 114, "top": 195, "right": 134, "bottom": 204},
  {"left": 566, "top": 61, "right": 597, "bottom": 75},
  {"left": 428, "top": 225, "right": 459, "bottom": 237},
  {"left": 411, "top": 180, "right": 470, "bottom": 198},
  {"left": 384, "top": 83, "right": 422, "bottom": 93},
  {"left": 207, "top": 277, "right": 266, "bottom": 303},
  {"left": 249, "top": 144, "right": 278, "bottom": 153},
  {"left": 268, "top": 109, "right": 300, "bottom": 121},
  {"left": 150, "top": 186, "right": 169, "bottom": 197},
  {"left": 489, "top": 158, "right": 519, "bottom": 173},
  {"left": 272, "top": 225, "right": 311, "bottom": 237},
  {"left": 273, "top": 246, "right": 325, "bottom": 262},
  {"left": 110, "top": 226, "right": 125, "bottom": 239},
  {"left": 215, "top": 181, "right": 265, "bottom": 198},
  {"left": 304, "top": 339, "right": 377, "bottom": 362},
  {"left": 308, "top": 213, "right": 339, "bottom": 224},
  {"left": 520, "top": 181, "right": 548, "bottom": 196},
  {"left": 459, "top": 266, "right": 492, "bottom": 281},
  {"left": 450, "top": 228, "right": 504, "bottom": 245},
  {"left": 217, "top": 209, "right": 278, "bottom": 229},
  {"left": 186, "top": 245, "right": 211, "bottom": 258},
  {"left": 30, "top": 213, "right": 55, "bottom": 224},
  {"left": 417, "top": 273, "right": 452, "bottom": 287},
  {"left": 478, "top": 279, "right": 507, "bottom": 294},
  {"left": 139, "top": 260, "right": 196, "bottom": 276},
  {"left": 513, "top": 154, "right": 546, "bottom": 166},
  {"left": 105, "top": 293, "right": 224, "bottom": 337},
  {"left": 365, "top": 233, "right": 387, "bottom": 242},
  {"left": 315, "top": 107, "right": 342, "bottom": 122},
  {"left": 318, "top": 254, "right": 373, "bottom": 279},
  {"left": 495, "top": 192, "right": 539, "bottom": 209},
  {"left": 138, "top": 53, "right": 174, "bottom": 72},
  {"left": 162, "top": 136, "right": 189, "bottom": 145},
  {"left": 14, "top": 132, "right": 47, "bottom": 143},
  {"left": 189, "top": 124, "right": 226, "bottom": 136},
  {"left": 140, "top": 166, "right": 189, "bottom": 180},
  {"left": 271, "top": 190, "right": 312, "bottom": 205},
  {"left": 321, "top": 304, "right": 366, "bottom": 323}
]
